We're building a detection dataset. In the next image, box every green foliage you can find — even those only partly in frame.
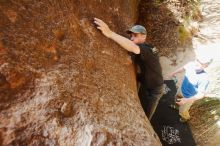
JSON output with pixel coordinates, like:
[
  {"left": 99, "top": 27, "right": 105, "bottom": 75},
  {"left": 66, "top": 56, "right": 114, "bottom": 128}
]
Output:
[
  {"left": 178, "top": 0, "right": 201, "bottom": 45},
  {"left": 178, "top": 25, "right": 191, "bottom": 44},
  {"left": 193, "top": 98, "right": 220, "bottom": 122},
  {"left": 188, "top": 0, "right": 201, "bottom": 20}
]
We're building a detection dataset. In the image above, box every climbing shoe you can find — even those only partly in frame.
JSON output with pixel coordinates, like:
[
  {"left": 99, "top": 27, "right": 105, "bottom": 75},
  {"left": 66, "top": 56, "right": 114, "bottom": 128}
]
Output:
[{"left": 169, "top": 104, "right": 179, "bottom": 110}]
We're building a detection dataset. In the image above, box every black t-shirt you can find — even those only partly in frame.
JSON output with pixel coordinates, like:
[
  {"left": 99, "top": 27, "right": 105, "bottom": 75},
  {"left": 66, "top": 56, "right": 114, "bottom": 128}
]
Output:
[{"left": 133, "top": 43, "right": 163, "bottom": 89}]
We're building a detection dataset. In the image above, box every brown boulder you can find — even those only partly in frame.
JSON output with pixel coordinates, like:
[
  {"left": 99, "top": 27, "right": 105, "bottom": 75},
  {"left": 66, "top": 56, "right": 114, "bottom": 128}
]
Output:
[{"left": 0, "top": 0, "right": 161, "bottom": 145}]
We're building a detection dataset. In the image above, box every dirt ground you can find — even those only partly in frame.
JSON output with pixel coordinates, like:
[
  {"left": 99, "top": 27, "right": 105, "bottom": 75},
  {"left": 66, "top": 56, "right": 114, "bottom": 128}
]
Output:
[{"left": 189, "top": 98, "right": 220, "bottom": 146}]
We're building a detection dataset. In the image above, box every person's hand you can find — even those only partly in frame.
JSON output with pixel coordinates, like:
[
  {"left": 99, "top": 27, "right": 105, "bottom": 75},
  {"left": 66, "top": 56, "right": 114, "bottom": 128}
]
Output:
[
  {"left": 94, "top": 18, "right": 113, "bottom": 38},
  {"left": 176, "top": 98, "right": 193, "bottom": 105},
  {"left": 176, "top": 98, "right": 187, "bottom": 105},
  {"left": 164, "top": 73, "right": 175, "bottom": 80}
]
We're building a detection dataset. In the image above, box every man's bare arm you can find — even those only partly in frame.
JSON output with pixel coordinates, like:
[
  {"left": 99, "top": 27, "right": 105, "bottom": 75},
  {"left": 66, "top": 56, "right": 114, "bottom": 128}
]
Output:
[
  {"left": 169, "top": 66, "right": 185, "bottom": 77},
  {"left": 94, "top": 18, "right": 140, "bottom": 54},
  {"left": 176, "top": 92, "right": 205, "bottom": 105}
]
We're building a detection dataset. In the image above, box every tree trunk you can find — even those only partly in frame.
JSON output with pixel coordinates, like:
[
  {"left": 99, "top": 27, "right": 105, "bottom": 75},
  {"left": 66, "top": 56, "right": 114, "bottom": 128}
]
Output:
[{"left": 0, "top": 0, "right": 161, "bottom": 145}]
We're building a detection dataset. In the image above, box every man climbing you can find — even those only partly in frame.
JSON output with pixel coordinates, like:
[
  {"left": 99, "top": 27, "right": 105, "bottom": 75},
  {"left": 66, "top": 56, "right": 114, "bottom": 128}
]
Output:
[
  {"left": 94, "top": 18, "right": 164, "bottom": 120},
  {"left": 168, "top": 55, "right": 211, "bottom": 122}
]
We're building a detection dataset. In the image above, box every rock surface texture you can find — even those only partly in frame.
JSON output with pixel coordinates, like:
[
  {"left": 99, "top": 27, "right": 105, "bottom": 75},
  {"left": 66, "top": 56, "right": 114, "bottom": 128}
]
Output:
[{"left": 0, "top": 0, "right": 161, "bottom": 146}]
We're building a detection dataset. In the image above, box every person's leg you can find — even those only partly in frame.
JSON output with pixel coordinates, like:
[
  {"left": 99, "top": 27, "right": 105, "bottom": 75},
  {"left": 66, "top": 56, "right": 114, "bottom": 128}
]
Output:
[
  {"left": 147, "top": 85, "right": 164, "bottom": 120},
  {"left": 138, "top": 85, "right": 150, "bottom": 117},
  {"left": 176, "top": 87, "right": 183, "bottom": 98},
  {"left": 138, "top": 85, "right": 164, "bottom": 120},
  {"left": 170, "top": 87, "right": 183, "bottom": 110},
  {"left": 179, "top": 101, "right": 193, "bottom": 121}
]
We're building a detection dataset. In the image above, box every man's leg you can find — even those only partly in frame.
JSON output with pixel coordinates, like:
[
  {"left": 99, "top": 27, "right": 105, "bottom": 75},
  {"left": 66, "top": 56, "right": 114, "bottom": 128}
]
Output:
[
  {"left": 138, "top": 85, "right": 150, "bottom": 117},
  {"left": 179, "top": 102, "right": 193, "bottom": 121},
  {"left": 176, "top": 87, "right": 183, "bottom": 98},
  {"left": 170, "top": 87, "right": 183, "bottom": 110},
  {"left": 147, "top": 86, "right": 164, "bottom": 120},
  {"left": 138, "top": 85, "right": 164, "bottom": 120},
  {"left": 172, "top": 87, "right": 193, "bottom": 121}
]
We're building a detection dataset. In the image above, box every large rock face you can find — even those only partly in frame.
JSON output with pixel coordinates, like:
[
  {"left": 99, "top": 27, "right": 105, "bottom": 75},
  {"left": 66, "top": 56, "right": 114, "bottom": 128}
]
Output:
[{"left": 0, "top": 0, "right": 161, "bottom": 145}]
